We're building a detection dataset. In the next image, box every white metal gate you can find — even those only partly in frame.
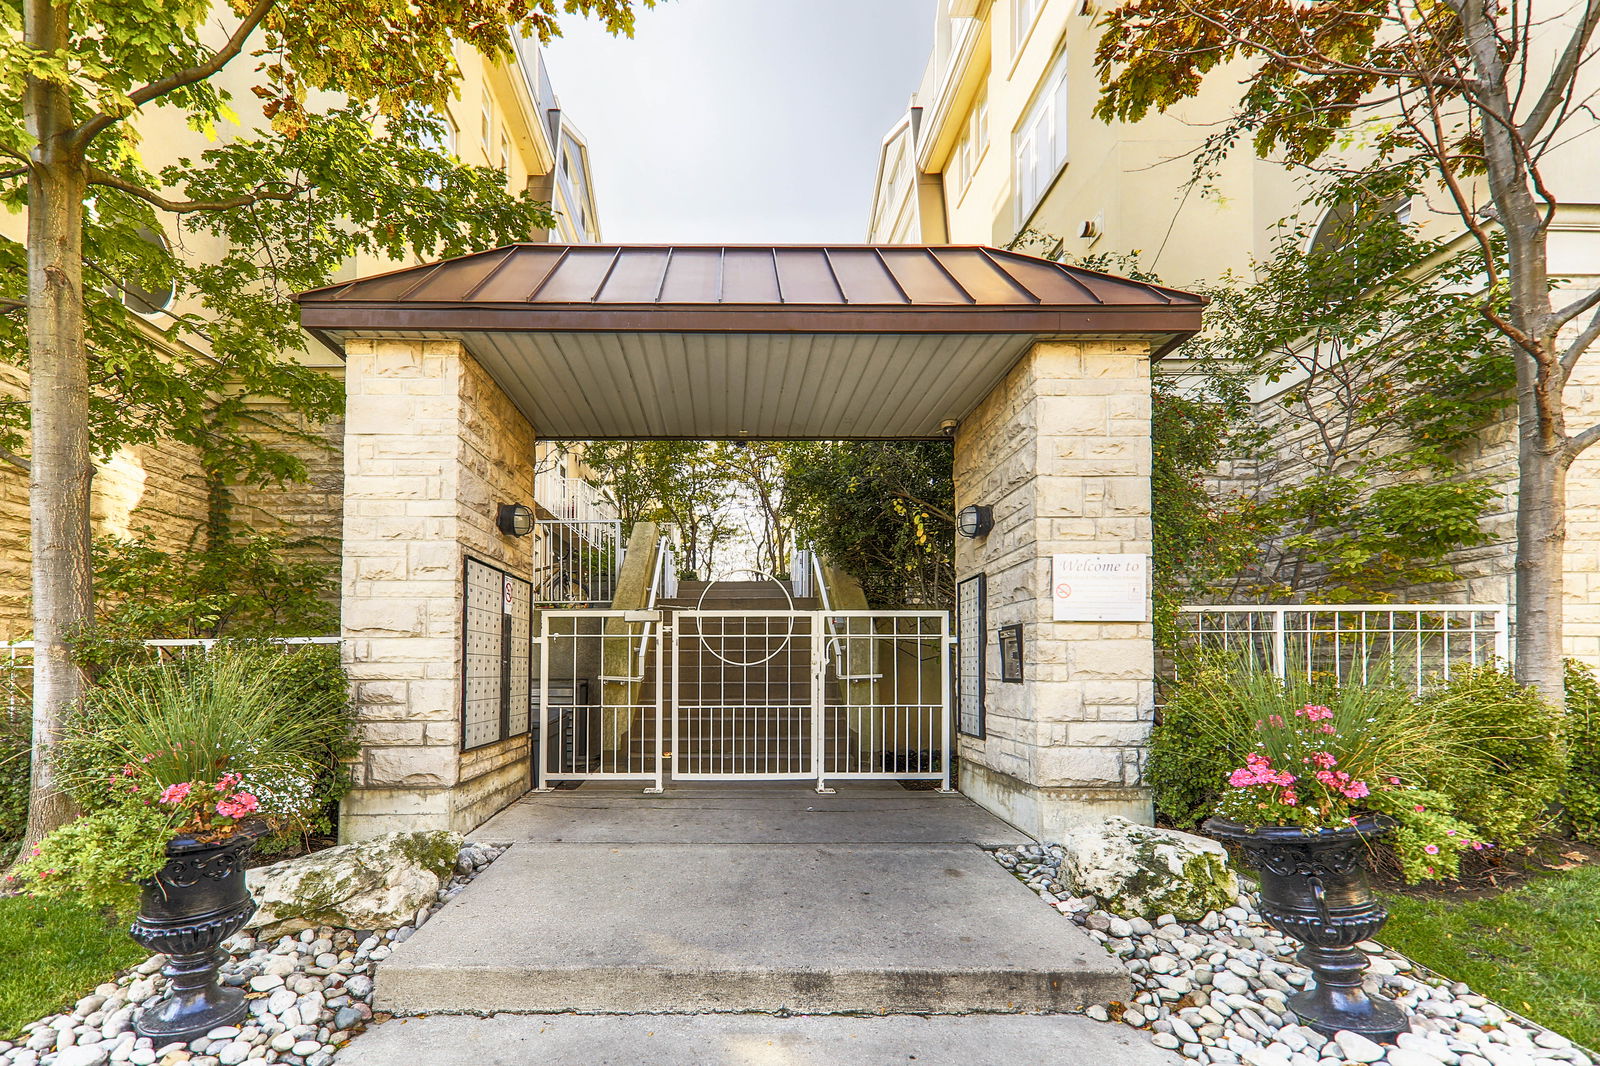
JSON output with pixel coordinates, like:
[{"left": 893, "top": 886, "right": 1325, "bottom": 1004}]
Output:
[{"left": 536, "top": 608, "right": 951, "bottom": 792}]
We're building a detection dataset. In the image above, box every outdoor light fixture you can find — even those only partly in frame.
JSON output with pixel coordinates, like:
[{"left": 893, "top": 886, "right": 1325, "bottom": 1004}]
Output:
[
  {"left": 957, "top": 504, "right": 993, "bottom": 539},
  {"left": 496, "top": 503, "right": 535, "bottom": 537}
]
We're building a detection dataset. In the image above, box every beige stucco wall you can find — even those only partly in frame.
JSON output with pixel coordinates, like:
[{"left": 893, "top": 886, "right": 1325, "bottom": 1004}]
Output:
[
  {"left": 339, "top": 338, "right": 536, "bottom": 841},
  {"left": 953, "top": 338, "right": 1156, "bottom": 838}
]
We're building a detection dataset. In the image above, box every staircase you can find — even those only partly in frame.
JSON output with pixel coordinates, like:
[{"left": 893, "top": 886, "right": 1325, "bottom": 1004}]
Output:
[{"left": 621, "top": 579, "right": 861, "bottom": 777}]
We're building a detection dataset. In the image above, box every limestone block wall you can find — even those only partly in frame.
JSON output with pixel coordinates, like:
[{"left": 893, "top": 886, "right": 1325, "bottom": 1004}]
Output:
[
  {"left": 0, "top": 364, "right": 211, "bottom": 640},
  {"left": 229, "top": 399, "right": 347, "bottom": 569},
  {"left": 1199, "top": 276, "right": 1600, "bottom": 669},
  {"left": 339, "top": 338, "right": 535, "bottom": 841},
  {"left": 953, "top": 339, "right": 1156, "bottom": 839}
]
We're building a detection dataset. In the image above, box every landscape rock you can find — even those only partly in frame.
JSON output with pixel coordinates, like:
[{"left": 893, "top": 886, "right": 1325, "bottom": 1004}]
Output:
[
  {"left": 1055, "top": 818, "right": 1238, "bottom": 920},
  {"left": 245, "top": 831, "right": 462, "bottom": 938}
]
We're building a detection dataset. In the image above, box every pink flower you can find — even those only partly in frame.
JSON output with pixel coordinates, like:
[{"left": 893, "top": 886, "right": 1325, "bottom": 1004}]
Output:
[
  {"left": 158, "top": 782, "right": 193, "bottom": 805},
  {"left": 1300, "top": 704, "right": 1334, "bottom": 722},
  {"left": 1414, "top": 805, "right": 1426, "bottom": 813},
  {"left": 1267, "top": 714, "right": 1286, "bottom": 728},
  {"left": 1280, "top": 789, "right": 1298, "bottom": 806},
  {"left": 1319, "top": 723, "right": 1337, "bottom": 735},
  {"left": 1472, "top": 842, "right": 1484, "bottom": 850},
  {"left": 1341, "top": 781, "right": 1369, "bottom": 800},
  {"left": 214, "top": 772, "right": 243, "bottom": 793},
  {"left": 1424, "top": 844, "right": 1440, "bottom": 855},
  {"left": 1387, "top": 777, "right": 1401, "bottom": 785},
  {"left": 1311, "top": 752, "right": 1338, "bottom": 769},
  {"left": 215, "top": 792, "right": 260, "bottom": 820}
]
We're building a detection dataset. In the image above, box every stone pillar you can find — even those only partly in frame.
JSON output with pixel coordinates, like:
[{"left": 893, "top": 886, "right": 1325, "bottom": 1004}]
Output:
[
  {"left": 339, "top": 339, "right": 536, "bottom": 841},
  {"left": 952, "top": 339, "right": 1155, "bottom": 840}
]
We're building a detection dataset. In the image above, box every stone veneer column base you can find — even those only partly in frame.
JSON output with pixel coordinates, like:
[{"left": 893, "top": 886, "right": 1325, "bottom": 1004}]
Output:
[{"left": 959, "top": 760, "right": 1153, "bottom": 842}]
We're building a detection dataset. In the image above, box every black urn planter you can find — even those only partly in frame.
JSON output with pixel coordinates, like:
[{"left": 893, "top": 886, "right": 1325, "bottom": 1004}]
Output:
[
  {"left": 1204, "top": 814, "right": 1408, "bottom": 1043},
  {"left": 129, "top": 821, "right": 265, "bottom": 1044}
]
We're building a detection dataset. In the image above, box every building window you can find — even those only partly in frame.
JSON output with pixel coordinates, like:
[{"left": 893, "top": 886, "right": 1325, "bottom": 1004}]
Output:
[
  {"left": 120, "top": 226, "right": 175, "bottom": 317},
  {"left": 953, "top": 91, "right": 988, "bottom": 193},
  {"left": 499, "top": 128, "right": 511, "bottom": 174},
  {"left": 1307, "top": 195, "right": 1412, "bottom": 257},
  {"left": 1011, "top": 0, "right": 1042, "bottom": 54},
  {"left": 480, "top": 98, "right": 493, "bottom": 160},
  {"left": 1014, "top": 51, "right": 1069, "bottom": 223}
]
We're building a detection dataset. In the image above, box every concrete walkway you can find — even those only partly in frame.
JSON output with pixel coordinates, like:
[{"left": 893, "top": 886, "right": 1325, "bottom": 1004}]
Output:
[
  {"left": 362, "top": 784, "right": 1176, "bottom": 1063},
  {"left": 338, "top": 1013, "right": 1182, "bottom": 1066}
]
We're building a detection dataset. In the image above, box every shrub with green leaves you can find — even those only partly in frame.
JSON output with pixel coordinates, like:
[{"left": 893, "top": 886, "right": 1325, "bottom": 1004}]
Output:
[
  {"left": 0, "top": 656, "right": 29, "bottom": 862},
  {"left": 1417, "top": 663, "right": 1565, "bottom": 849},
  {"left": 1564, "top": 660, "right": 1600, "bottom": 844},
  {"left": 11, "top": 643, "right": 355, "bottom": 906},
  {"left": 1152, "top": 655, "right": 1562, "bottom": 881}
]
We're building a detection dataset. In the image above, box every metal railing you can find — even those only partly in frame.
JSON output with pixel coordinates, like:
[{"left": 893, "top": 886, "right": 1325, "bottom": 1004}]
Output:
[
  {"left": 532, "top": 469, "right": 616, "bottom": 526},
  {"left": 1175, "top": 604, "right": 1510, "bottom": 692},
  {"left": 532, "top": 518, "right": 623, "bottom": 607}
]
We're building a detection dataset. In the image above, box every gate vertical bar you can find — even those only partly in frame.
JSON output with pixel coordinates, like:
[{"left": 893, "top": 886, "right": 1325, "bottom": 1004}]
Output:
[
  {"left": 939, "top": 611, "right": 954, "bottom": 792},
  {"left": 534, "top": 616, "right": 551, "bottom": 791},
  {"left": 813, "top": 613, "right": 831, "bottom": 793},
  {"left": 648, "top": 618, "right": 665, "bottom": 793}
]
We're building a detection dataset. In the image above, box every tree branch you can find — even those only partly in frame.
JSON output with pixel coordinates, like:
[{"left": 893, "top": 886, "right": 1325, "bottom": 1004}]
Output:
[
  {"left": 1560, "top": 300, "right": 1600, "bottom": 375},
  {"left": 1563, "top": 418, "right": 1600, "bottom": 464},
  {"left": 0, "top": 447, "right": 30, "bottom": 474},
  {"left": 86, "top": 167, "right": 302, "bottom": 213},
  {"left": 1520, "top": 0, "right": 1600, "bottom": 143},
  {"left": 71, "top": 0, "right": 279, "bottom": 148}
]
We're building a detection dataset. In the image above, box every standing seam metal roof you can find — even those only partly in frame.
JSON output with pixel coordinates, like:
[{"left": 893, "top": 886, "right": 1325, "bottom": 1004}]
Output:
[{"left": 297, "top": 243, "right": 1205, "bottom": 311}]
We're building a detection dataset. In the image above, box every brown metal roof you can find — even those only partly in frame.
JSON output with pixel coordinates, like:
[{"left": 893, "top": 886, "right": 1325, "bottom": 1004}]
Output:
[{"left": 296, "top": 244, "right": 1205, "bottom": 344}]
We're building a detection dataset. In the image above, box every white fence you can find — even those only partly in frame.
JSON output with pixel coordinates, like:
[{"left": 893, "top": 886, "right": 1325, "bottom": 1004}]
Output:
[
  {"left": 531, "top": 518, "right": 624, "bottom": 607},
  {"left": 533, "top": 470, "right": 616, "bottom": 526},
  {"left": 1175, "top": 604, "right": 1509, "bottom": 692}
]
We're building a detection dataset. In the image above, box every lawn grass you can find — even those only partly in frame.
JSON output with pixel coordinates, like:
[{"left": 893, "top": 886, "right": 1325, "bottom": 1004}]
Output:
[
  {"left": 1380, "top": 863, "right": 1600, "bottom": 1050},
  {"left": 0, "top": 895, "right": 147, "bottom": 1039}
]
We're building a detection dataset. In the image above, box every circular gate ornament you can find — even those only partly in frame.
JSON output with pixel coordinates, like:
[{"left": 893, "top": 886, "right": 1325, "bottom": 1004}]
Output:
[{"left": 693, "top": 570, "right": 798, "bottom": 668}]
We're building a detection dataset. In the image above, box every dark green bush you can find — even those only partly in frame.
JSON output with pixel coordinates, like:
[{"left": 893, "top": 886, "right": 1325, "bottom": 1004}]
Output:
[
  {"left": 1149, "top": 653, "right": 1266, "bottom": 829},
  {"left": 1418, "top": 663, "right": 1566, "bottom": 849},
  {"left": 1564, "top": 660, "right": 1600, "bottom": 844}
]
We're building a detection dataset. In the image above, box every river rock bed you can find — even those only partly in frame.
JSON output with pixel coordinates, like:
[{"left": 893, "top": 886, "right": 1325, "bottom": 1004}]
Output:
[
  {"left": 994, "top": 842, "right": 1596, "bottom": 1066},
  {"left": 0, "top": 842, "right": 507, "bottom": 1066}
]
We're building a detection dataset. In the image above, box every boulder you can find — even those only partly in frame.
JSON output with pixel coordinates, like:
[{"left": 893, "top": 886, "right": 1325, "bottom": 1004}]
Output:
[
  {"left": 245, "top": 831, "right": 462, "bottom": 938},
  {"left": 1056, "top": 817, "right": 1236, "bottom": 921}
]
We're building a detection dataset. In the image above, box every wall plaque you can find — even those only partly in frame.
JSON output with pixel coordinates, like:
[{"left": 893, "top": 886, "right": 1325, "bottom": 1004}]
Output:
[{"left": 1051, "top": 553, "right": 1149, "bottom": 622}]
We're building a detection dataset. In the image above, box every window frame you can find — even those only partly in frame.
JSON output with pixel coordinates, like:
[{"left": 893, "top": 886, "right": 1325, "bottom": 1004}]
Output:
[{"left": 1013, "top": 49, "right": 1070, "bottom": 226}]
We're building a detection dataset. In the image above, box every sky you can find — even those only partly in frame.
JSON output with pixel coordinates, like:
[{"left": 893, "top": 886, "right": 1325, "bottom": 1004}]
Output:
[{"left": 541, "top": 0, "right": 936, "bottom": 243}]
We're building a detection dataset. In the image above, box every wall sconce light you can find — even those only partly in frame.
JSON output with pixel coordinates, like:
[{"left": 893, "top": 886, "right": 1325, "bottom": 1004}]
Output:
[
  {"left": 957, "top": 504, "right": 993, "bottom": 539},
  {"left": 496, "top": 503, "right": 535, "bottom": 537}
]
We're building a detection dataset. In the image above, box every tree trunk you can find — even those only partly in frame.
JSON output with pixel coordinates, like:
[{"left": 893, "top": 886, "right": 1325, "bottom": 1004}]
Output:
[
  {"left": 1513, "top": 376, "right": 1568, "bottom": 710},
  {"left": 22, "top": 0, "right": 93, "bottom": 845}
]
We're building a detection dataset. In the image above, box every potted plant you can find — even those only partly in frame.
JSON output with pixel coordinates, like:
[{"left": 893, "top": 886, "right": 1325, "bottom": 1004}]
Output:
[
  {"left": 1203, "top": 699, "right": 1486, "bottom": 1042},
  {"left": 7, "top": 644, "right": 354, "bottom": 1043}
]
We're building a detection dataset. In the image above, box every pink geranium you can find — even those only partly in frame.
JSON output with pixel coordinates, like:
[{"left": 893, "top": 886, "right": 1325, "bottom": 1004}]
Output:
[
  {"left": 215, "top": 792, "right": 260, "bottom": 820},
  {"left": 158, "top": 782, "right": 193, "bottom": 805}
]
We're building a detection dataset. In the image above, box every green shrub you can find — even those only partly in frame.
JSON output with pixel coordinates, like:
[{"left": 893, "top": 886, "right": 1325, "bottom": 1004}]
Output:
[
  {"left": 12, "top": 642, "right": 355, "bottom": 904},
  {"left": 1417, "top": 663, "right": 1565, "bottom": 849},
  {"left": 1151, "top": 655, "right": 1558, "bottom": 881},
  {"left": 1564, "top": 660, "right": 1600, "bottom": 844},
  {"left": 1150, "top": 653, "right": 1263, "bottom": 828}
]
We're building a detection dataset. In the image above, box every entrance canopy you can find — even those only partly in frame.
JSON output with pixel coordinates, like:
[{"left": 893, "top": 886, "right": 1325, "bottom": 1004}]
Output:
[{"left": 296, "top": 244, "right": 1203, "bottom": 439}]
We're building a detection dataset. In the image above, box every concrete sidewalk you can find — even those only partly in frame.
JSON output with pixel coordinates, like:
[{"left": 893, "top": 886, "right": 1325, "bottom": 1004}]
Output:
[
  {"left": 338, "top": 1013, "right": 1182, "bottom": 1066},
  {"left": 373, "top": 784, "right": 1140, "bottom": 1035}
]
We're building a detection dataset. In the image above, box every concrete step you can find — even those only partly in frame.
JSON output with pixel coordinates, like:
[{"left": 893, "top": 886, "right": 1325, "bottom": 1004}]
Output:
[
  {"left": 376, "top": 842, "right": 1129, "bottom": 1015},
  {"left": 337, "top": 1013, "right": 1183, "bottom": 1066}
]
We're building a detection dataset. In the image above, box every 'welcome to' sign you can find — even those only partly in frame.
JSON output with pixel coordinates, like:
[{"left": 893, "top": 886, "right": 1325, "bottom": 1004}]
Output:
[{"left": 1051, "top": 553, "right": 1148, "bottom": 622}]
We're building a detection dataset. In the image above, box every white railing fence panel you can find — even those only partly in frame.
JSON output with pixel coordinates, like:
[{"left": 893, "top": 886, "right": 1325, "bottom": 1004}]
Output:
[
  {"left": 1174, "top": 604, "right": 1510, "bottom": 692},
  {"left": 531, "top": 518, "right": 623, "bottom": 607}
]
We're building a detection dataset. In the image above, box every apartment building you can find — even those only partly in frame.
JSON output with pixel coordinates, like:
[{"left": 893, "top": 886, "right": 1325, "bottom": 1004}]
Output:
[
  {"left": 0, "top": 26, "right": 603, "bottom": 638},
  {"left": 871, "top": 0, "right": 1600, "bottom": 660}
]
